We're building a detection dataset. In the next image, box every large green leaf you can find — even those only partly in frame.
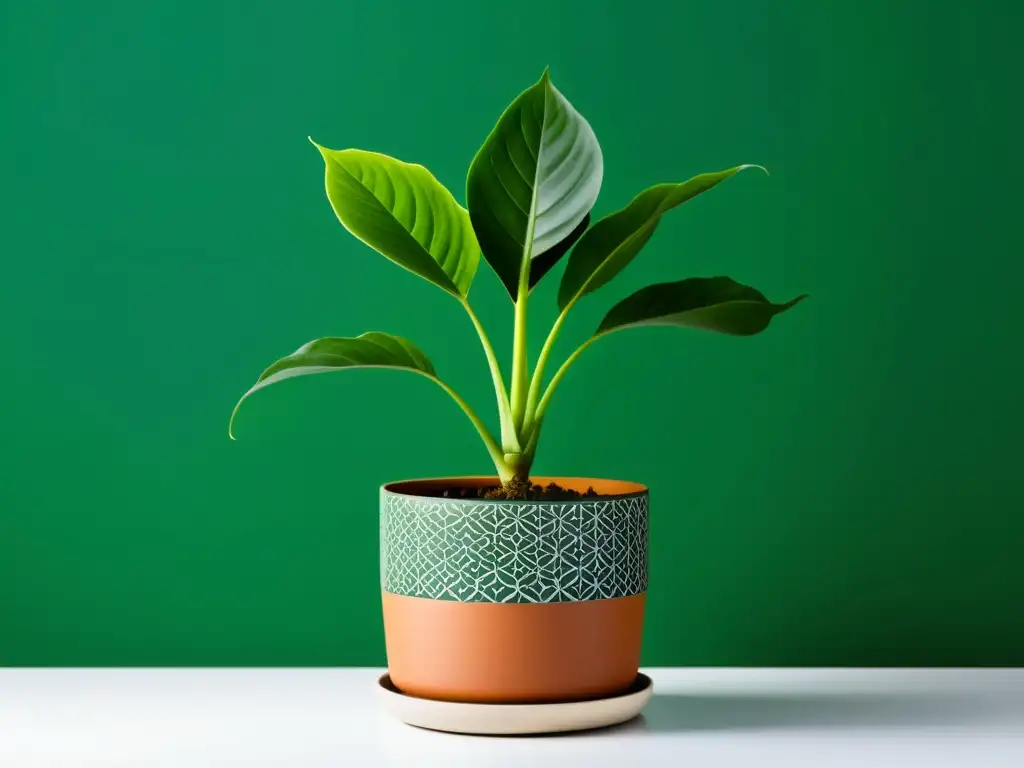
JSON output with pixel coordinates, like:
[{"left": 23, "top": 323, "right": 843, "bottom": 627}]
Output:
[
  {"left": 313, "top": 144, "right": 479, "bottom": 298},
  {"left": 558, "top": 166, "right": 764, "bottom": 311},
  {"left": 597, "top": 276, "right": 806, "bottom": 336},
  {"left": 229, "top": 332, "right": 437, "bottom": 438},
  {"left": 467, "top": 70, "right": 603, "bottom": 297},
  {"left": 528, "top": 213, "right": 590, "bottom": 290}
]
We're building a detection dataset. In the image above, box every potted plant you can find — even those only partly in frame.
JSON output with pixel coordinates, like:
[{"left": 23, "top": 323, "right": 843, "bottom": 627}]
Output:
[{"left": 230, "top": 69, "right": 805, "bottom": 706}]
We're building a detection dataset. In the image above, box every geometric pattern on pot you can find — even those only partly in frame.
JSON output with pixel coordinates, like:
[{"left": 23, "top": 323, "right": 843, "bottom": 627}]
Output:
[{"left": 380, "top": 492, "right": 648, "bottom": 603}]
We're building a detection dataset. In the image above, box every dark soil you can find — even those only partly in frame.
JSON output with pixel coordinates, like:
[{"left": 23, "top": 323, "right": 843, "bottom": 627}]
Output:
[{"left": 429, "top": 480, "right": 604, "bottom": 501}]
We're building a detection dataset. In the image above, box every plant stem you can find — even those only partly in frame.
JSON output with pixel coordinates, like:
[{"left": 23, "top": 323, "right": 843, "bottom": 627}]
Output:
[
  {"left": 523, "top": 419, "right": 542, "bottom": 459},
  {"left": 509, "top": 249, "right": 532, "bottom": 434},
  {"left": 522, "top": 304, "right": 570, "bottom": 434},
  {"left": 461, "top": 299, "right": 518, "bottom": 453},
  {"left": 431, "top": 375, "right": 510, "bottom": 478},
  {"left": 530, "top": 336, "right": 599, "bottom": 429}
]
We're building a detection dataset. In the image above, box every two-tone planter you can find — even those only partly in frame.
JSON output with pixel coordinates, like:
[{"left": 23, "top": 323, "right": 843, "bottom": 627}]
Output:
[{"left": 380, "top": 476, "right": 648, "bottom": 703}]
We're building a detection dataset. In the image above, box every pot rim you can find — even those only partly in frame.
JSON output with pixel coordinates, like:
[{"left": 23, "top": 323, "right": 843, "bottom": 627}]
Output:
[{"left": 381, "top": 475, "right": 648, "bottom": 502}]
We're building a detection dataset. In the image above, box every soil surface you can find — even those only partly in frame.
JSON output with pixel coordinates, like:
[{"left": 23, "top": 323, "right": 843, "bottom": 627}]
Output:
[{"left": 427, "top": 480, "right": 607, "bottom": 501}]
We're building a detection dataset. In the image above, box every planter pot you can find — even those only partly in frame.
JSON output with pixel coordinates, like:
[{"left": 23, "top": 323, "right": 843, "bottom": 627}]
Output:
[{"left": 380, "top": 476, "right": 648, "bottom": 704}]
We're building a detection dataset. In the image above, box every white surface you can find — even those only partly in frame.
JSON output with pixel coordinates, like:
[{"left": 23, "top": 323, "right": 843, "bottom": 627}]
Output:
[
  {"left": 1, "top": 668, "right": 1022, "bottom": 767},
  {"left": 377, "top": 672, "right": 653, "bottom": 734}
]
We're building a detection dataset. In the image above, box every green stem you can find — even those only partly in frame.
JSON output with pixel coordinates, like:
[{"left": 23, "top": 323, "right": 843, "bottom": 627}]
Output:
[
  {"left": 509, "top": 249, "right": 532, "bottom": 434},
  {"left": 523, "top": 304, "right": 571, "bottom": 434},
  {"left": 461, "top": 299, "right": 518, "bottom": 452},
  {"left": 531, "top": 336, "right": 600, "bottom": 428},
  {"left": 431, "top": 375, "right": 510, "bottom": 478},
  {"left": 523, "top": 418, "right": 542, "bottom": 458}
]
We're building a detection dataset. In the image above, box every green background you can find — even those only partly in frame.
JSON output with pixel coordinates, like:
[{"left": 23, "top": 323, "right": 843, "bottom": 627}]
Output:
[{"left": 2, "top": 0, "right": 1021, "bottom": 666}]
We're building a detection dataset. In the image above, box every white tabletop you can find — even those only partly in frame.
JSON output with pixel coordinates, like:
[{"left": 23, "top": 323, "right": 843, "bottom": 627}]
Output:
[{"left": 2, "top": 667, "right": 1021, "bottom": 767}]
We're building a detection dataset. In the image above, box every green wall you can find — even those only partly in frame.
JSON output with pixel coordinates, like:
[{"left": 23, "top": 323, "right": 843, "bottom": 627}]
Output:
[{"left": 2, "top": 0, "right": 1022, "bottom": 666}]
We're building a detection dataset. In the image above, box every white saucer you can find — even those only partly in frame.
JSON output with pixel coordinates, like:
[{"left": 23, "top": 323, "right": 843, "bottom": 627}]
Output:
[{"left": 378, "top": 673, "right": 653, "bottom": 735}]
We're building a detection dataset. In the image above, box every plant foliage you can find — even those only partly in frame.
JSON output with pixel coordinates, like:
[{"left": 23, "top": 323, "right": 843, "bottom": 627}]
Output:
[{"left": 230, "top": 70, "right": 805, "bottom": 489}]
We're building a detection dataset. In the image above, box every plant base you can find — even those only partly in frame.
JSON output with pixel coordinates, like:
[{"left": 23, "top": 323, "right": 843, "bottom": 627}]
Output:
[
  {"left": 425, "top": 478, "right": 605, "bottom": 500},
  {"left": 485, "top": 474, "right": 532, "bottom": 499}
]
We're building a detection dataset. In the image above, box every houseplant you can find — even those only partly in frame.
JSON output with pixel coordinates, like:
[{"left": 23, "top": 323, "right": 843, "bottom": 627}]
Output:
[{"left": 230, "top": 69, "right": 804, "bottom": 704}]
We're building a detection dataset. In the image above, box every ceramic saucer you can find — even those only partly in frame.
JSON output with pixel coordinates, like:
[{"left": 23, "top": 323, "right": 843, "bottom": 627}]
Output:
[{"left": 378, "top": 673, "right": 653, "bottom": 735}]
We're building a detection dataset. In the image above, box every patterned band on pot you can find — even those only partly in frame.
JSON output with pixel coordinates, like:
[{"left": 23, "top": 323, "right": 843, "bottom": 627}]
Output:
[{"left": 380, "top": 493, "right": 649, "bottom": 603}]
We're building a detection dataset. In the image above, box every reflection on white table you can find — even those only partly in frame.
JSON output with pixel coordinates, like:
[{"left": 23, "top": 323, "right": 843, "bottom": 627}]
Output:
[{"left": 2, "top": 668, "right": 1022, "bottom": 767}]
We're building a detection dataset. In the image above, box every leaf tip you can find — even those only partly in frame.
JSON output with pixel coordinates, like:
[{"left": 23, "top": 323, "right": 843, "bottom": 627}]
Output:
[
  {"left": 308, "top": 136, "right": 329, "bottom": 160},
  {"left": 739, "top": 164, "right": 769, "bottom": 177},
  {"left": 228, "top": 398, "right": 246, "bottom": 440},
  {"left": 540, "top": 65, "right": 552, "bottom": 84}
]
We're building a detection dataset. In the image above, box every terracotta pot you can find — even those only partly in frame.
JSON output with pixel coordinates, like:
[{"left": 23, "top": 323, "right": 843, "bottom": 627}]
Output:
[{"left": 380, "top": 476, "right": 648, "bottom": 704}]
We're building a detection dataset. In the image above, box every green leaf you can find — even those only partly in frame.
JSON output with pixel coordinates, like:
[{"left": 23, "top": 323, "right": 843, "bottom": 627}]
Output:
[
  {"left": 313, "top": 143, "right": 479, "bottom": 298},
  {"left": 597, "top": 276, "right": 806, "bottom": 337},
  {"left": 558, "top": 166, "right": 764, "bottom": 311},
  {"left": 467, "top": 69, "right": 603, "bottom": 297},
  {"left": 229, "top": 332, "right": 437, "bottom": 438},
  {"left": 529, "top": 213, "right": 590, "bottom": 290}
]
